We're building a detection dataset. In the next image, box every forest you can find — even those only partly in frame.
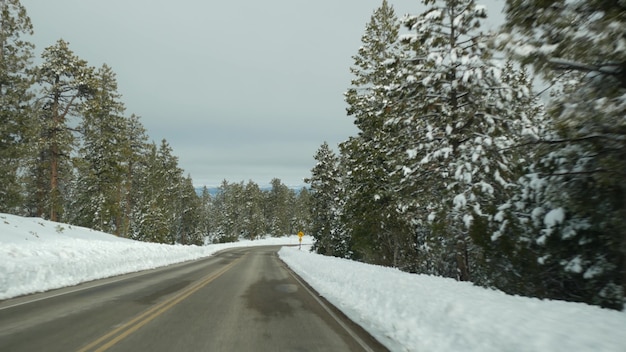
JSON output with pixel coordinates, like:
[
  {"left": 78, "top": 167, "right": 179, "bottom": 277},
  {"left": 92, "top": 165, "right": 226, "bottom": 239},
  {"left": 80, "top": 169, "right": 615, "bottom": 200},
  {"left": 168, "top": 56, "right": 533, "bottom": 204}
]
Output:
[
  {"left": 0, "top": 1, "right": 311, "bottom": 246},
  {"left": 307, "top": 0, "right": 625, "bottom": 310}
]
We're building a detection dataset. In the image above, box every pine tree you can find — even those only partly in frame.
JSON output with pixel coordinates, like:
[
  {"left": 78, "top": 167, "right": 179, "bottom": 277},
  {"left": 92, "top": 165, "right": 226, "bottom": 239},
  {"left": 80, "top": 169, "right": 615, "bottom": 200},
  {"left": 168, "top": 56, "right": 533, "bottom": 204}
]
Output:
[
  {"left": 475, "top": 62, "right": 547, "bottom": 292},
  {"left": 176, "top": 175, "right": 203, "bottom": 245},
  {"left": 70, "top": 64, "right": 128, "bottom": 234},
  {"left": 242, "top": 180, "right": 264, "bottom": 240},
  {"left": 159, "top": 140, "right": 187, "bottom": 244},
  {"left": 284, "top": 187, "right": 298, "bottom": 235},
  {"left": 209, "top": 180, "right": 230, "bottom": 242},
  {"left": 386, "top": 0, "right": 538, "bottom": 281},
  {"left": 209, "top": 180, "right": 246, "bottom": 242},
  {"left": 265, "top": 178, "right": 293, "bottom": 236},
  {"left": 131, "top": 139, "right": 185, "bottom": 243},
  {"left": 342, "top": 0, "right": 412, "bottom": 267},
  {"left": 345, "top": 0, "right": 402, "bottom": 136},
  {"left": 497, "top": 0, "right": 626, "bottom": 309},
  {"left": 31, "top": 39, "right": 94, "bottom": 221},
  {"left": 292, "top": 187, "right": 312, "bottom": 236},
  {"left": 130, "top": 142, "right": 167, "bottom": 242},
  {"left": 199, "top": 185, "right": 213, "bottom": 242},
  {"left": 0, "top": 0, "right": 34, "bottom": 212},
  {"left": 121, "top": 113, "right": 149, "bottom": 237},
  {"left": 307, "top": 142, "right": 349, "bottom": 257}
]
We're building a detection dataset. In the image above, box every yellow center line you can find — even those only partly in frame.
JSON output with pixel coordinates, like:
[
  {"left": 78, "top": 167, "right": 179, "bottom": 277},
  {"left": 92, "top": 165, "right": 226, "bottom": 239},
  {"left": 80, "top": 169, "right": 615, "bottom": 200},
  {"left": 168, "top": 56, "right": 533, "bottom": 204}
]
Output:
[{"left": 77, "top": 254, "right": 245, "bottom": 352}]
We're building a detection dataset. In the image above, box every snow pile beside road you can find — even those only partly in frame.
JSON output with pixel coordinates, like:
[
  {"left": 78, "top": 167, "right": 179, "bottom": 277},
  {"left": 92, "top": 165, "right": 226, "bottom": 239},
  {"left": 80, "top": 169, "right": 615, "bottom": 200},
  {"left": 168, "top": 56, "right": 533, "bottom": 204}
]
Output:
[
  {"left": 0, "top": 213, "right": 304, "bottom": 300},
  {"left": 278, "top": 246, "right": 626, "bottom": 352}
]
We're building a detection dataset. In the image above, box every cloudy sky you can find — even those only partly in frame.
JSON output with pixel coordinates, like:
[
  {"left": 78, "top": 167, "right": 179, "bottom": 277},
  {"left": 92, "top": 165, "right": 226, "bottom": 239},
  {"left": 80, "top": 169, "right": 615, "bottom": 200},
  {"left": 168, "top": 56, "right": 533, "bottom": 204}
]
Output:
[{"left": 21, "top": 0, "right": 503, "bottom": 187}]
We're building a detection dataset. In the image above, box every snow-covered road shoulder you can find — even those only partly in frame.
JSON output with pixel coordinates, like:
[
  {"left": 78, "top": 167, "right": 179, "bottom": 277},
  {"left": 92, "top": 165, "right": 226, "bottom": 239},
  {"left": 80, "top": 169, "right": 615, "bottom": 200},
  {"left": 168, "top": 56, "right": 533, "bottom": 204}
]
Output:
[{"left": 278, "top": 246, "right": 626, "bottom": 352}]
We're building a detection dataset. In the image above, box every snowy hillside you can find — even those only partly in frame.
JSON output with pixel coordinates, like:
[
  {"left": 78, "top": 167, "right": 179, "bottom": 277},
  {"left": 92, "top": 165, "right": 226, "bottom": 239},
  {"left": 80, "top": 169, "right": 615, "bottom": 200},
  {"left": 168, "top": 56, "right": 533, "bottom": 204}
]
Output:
[{"left": 2, "top": 213, "right": 625, "bottom": 351}]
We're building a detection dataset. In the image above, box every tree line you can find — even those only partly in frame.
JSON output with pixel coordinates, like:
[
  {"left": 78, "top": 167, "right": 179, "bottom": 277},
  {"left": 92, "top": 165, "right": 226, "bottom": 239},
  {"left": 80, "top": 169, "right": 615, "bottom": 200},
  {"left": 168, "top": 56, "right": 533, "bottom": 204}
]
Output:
[
  {"left": 307, "top": 0, "right": 625, "bottom": 310},
  {"left": 0, "top": 0, "right": 310, "bottom": 244},
  {"left": 204, "top": 179, "right": 311, "bottom": 243}
]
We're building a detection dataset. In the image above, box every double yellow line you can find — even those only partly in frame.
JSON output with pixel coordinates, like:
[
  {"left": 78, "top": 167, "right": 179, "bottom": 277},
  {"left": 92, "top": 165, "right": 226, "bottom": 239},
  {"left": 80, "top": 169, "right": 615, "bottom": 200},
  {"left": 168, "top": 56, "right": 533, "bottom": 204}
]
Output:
[{"left": 78, "top": 255, "right": 244, "bottom": 352}]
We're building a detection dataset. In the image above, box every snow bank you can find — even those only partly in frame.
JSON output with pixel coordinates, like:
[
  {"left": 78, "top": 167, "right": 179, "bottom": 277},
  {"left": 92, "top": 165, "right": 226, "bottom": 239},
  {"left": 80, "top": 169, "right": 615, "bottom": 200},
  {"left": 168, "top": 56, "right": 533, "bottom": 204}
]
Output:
[
  {"left": 0, "top": 213, "right": 303, "bottom": 300},
  {"left": 279, "top": 246, "right": 626, "bottom": 352}
]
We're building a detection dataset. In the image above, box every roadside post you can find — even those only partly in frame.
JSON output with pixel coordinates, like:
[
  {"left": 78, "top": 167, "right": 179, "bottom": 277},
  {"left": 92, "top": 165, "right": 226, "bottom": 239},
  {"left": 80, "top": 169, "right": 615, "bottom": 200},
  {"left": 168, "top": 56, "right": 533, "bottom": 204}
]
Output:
[{"left": 297, "top": 231, "right": 304, "bottom": 250}]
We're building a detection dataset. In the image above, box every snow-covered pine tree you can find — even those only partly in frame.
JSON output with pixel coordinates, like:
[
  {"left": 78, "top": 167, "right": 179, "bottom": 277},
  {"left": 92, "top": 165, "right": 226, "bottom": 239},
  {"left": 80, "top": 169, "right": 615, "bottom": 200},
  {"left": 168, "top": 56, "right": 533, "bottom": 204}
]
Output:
[
  {"left": 345, "top": 0, "right": 401, "bottom": 136},
  {"left": 265, "top": 178, "right": 293, "bottom": 236},
  {"left": 496, "top": 0, "right": 626, "bottom": 309},
  {"left": 70, "top": 64, "right": 129, "bottom": 235},
  {"left": 130, "top": 142, "right": 168, "bottom": 243},
  {"left": 0, "top": 0, "right": 35, "bottom": 213},
  {"left": 208, "top": 180, "right": 230, "bottom": 242},
  {"left": 177, "top": 174, "right": 203, "bottom": 245},
  {"left": 118, "top": 113, "right": 149, "bottom": 237},
  {"left": 32, "top": 39, "right": 94, "bottom": 221},
  {"left": 307, "top": 142, "right": 349, "bottom": 257},
  {"left": 207, "top": 181, "right": 228, "bottom": 242},
  {"left": 285, "top": 187, "right": 299, "bottom": 235},
  {"left": 210, "top": 180, "right": 246, "bottom": 242},
  {"left": 242, "top": 180, "right": 264, "bottom": 240},
  {"left": 199, "top": 185, "right": 213, "bottom": 241},
  {"left": 292, "top": 187, "right": 312, "bottom": 236},
  {"left": 389, "top": 0, "right": 538, "bottom": 282},
  {"left": 131, "top": 140, "right": 185, "bottom": 244},
  {"left": 342, "top": 0, "right": 415, "bottom": 267},
  {"left": 158, "top": 140, "right": 191, "bottom": 244},
  {"left": 476, "top": 61, "right": 547, "bottom": 293}
]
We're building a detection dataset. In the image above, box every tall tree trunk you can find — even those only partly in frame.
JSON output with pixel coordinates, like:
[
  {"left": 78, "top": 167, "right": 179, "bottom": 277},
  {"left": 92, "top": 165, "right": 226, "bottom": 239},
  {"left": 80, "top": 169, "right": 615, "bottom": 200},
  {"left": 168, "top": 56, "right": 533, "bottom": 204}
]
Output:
[
  {"left": 49, "top": 83, "right": 60, "bottom": 222},
  {"left": 456, "top": 235, "right": 470, "bottom": 281},
  {"left": 49, "top": 141, "right": 58, "bottom": 221},
  {"left": 35, "top": 153, "right": 46, "bottom": 218}
]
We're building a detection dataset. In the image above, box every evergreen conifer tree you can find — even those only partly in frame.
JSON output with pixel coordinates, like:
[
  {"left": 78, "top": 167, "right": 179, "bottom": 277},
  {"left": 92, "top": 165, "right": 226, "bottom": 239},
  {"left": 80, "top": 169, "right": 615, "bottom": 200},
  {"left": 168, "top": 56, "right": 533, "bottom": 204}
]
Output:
[
  {"left": 497, "top": 0, "right": 626, "bottom": 309},
  {"left": 0, "top": 0, "right": 34, "bottom": 212},
  {"left": 70, "top": 64, "right": 128, "bottom": 234},
  {"left": 386, "top": 0, "right": 538, "bottom": 281},
  {"left": 31, "top": 39, "right": 94, "bottom": 221},
  {"left": 210, "top": 180, "right": 246, "bottom": 242},
  {"left": 131, "top": 139, "right": 184, "bottom": 243},
  {"left": 293, "top": 187, "right": 312, "bottom": 236},
  {"left": 242, "top": 180, "right": 264, "bottom": 240},
  {"left": 265, "top": 178, "right": 292, "bottom": 236},
  {"left": 307, "top": 142, "right": 349, "bottom": 257},
  {"left": 177, "top": 175, "right": 203, "bottom": 245},
  {"left": 121, "top": 113, "right": 149, "bottom": 237},
  {"left": 199, "top": 185, "right": 213, "bottom": 242},
  {"left": 342, "top": 0, "right": 412, "bottom": 267}
]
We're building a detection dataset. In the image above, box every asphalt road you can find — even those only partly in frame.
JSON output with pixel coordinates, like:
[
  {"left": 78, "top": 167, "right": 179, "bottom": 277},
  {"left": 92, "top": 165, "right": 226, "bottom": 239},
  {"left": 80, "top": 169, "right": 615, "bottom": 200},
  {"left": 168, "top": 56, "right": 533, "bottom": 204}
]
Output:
[{"left": 0, "top": 246, "right": 388, "bottom": 352}]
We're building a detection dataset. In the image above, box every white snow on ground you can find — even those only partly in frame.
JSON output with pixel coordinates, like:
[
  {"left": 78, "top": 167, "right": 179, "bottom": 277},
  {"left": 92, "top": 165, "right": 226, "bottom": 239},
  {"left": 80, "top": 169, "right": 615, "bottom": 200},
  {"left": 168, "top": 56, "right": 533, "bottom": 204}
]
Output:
[
  {"left": 279, "top": 247, "right": 626, "bottom": 352},
  {"left": 2, "top": 213, "right": 625, "bottom": 351}
]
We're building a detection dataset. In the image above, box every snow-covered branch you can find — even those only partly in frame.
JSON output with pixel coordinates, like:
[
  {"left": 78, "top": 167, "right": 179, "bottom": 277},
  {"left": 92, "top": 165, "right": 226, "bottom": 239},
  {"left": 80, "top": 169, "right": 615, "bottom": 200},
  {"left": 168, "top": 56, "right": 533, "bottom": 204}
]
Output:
[
  {"left": 549, "top": 58, "right": 623, "bottom": 76},
  {"left": 541, "top": 169, "right": 610, "bottom": 177},
  {"left": 499, "top": 132, "right": 625, "bottom": 152}
]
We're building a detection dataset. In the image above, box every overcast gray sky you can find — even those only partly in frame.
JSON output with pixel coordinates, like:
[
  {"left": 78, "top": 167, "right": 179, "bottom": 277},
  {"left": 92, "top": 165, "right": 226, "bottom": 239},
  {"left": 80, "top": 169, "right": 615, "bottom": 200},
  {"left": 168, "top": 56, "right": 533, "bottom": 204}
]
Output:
[{"left": 21, "top": 0, "right": 503, "bottom": 187}]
